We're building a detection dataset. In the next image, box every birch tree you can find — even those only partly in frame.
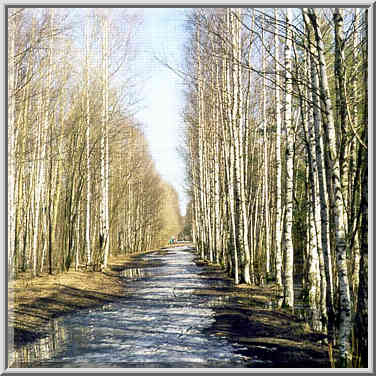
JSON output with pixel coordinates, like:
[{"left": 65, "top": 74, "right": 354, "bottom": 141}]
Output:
[
  {"left": 308, "top": 8, "right": 352, "bottom": 366},
  {"left": 274, "top": 8, "right": 283, "bottom": 290},
  {"left": 283, "top": 8, "right": 294, "bottom": 308},
  {"left": 8, "top": 9, "right": 18, "bottom": 277}
]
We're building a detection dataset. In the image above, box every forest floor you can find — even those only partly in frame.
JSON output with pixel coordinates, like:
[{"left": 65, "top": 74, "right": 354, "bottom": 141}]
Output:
[
  {"left": 10, "top": 244, "right": 331, "bottom": 368},
  {"left": 193, "top": 257, "right": 332, "bottom": 368}
]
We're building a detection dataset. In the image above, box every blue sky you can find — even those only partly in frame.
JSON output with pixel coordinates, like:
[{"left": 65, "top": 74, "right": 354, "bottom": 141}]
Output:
[{"left": 132, "top": 8, "right": 190, "bottom": 216}]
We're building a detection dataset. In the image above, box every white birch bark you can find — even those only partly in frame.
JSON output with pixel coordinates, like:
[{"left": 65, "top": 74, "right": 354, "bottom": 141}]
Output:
[
  {"left": 283, "top": 8, "right": 294, "bottom": 308},
  {"left": 32, "top": 10, "right": 54, "bottom": 276},
  {"left": 242, "top": 35, "right": 254, "bottom": 284},
  {"left": 302, "top": 57, "right": 322, "bottom": 331},
  {"left": 261, "top": 14, "right": 270, "bottom": 277},
  {"left": 332, "top": 8, "right": 352, "bottom": 365},
  {"left": 105, "top": 14, "right": 111, "bottom": 267},
  {"left": 75, "top": 200, "right": 81, "bottom": 270},
  {"left": 311, "top": 43, "right": 333, "bottom": 334},
  {"left": 197, "top": 25, "right": 207, "bottom": 260},
  {"left": 32, "top": 102, "right": 43, "bottom": 276},
  {"left": 40, "top": 215, "right": 48, "bottom": 273},
  {"left": 85, "top": 12, "right": 92, "bottom": 266},
  {"left": 8, "top": 11, "right": 17, "bottom": 351},
  {"left": 100, "top": 12, "right": 110, "bottom": 269},
  {"left": 307, "top": 203, "right": 321, "bottom": 331},
  {"left": 227, "top": 9, "right": 239, "bottom": 284},
  {"left": 231, "top": 8, "right": 248, "bottom": 283},
  {"left": 350, "top": 9, "right": 361, "bottom": 307},
  {"left": 274, "top": 8, "right": 283, "bottom": 289},
  {"left": 214, "top": 65, "right": 222, "bottom": 264},
  {"left": 302, "top": 9, "right": 333, "bottom": 337},
  {"left": 303, "top": 8, "right": 350, "bottom": 352},
  {"left": 8, "top": 10, "right": 17, "bottom": 277},
  {"left": 233, "top": 8, "right": 252, "bottom": 284}
]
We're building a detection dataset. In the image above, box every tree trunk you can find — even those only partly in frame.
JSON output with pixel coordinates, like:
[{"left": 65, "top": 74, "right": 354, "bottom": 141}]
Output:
[
  {"left": 283, "top": 8, "right": 294, "bottom": 308},
  {"left": 8, "top": 10, "right": 17, "bottom": 278},
  {"left": 274, "top": 8, "right": 283, "bottom": 290},
  {"left": 85, "top": 11, "right": 92, "bottom": 267}
]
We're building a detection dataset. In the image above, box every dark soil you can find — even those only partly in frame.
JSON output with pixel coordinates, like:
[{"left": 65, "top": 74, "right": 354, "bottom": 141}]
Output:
[{"left": 195, "top": 259, "right": 331, "bottom": 368}]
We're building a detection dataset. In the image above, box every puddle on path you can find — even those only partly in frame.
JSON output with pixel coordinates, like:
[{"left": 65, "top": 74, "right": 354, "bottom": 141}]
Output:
[{"left": 120, "top": 268, "right": 151, "bottom": 280}]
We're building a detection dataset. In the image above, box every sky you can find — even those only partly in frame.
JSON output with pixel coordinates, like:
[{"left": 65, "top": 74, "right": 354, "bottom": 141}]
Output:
[{"left": 131, "top": 8, "right": 190, "bottom": 216}]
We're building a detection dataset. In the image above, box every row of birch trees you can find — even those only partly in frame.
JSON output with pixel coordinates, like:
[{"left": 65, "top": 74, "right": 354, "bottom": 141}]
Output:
[
  {"left": 182, "top": 8, "right": 368, "bottom": 368},
  {"left": 8, "top": 8, "right": 183, "bottom": 279}
]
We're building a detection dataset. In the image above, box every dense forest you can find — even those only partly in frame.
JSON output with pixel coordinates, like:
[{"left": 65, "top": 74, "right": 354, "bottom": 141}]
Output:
[
  {"left": 181, "top": 8, "right": 368, "bottom": 368},
  {"left": 7, "top": 9, "right": 183, "bottom": 277}
]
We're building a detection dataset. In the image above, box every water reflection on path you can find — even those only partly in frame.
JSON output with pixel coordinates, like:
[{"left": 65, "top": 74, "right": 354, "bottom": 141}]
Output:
[{"left": 12, "top": 247, "right": 267, "bottom": 368}]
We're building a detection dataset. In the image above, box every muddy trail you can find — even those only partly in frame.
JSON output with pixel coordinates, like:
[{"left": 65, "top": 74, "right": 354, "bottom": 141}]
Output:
[{"left": 11, "top": 246, "right": 329, "bottom": 368}]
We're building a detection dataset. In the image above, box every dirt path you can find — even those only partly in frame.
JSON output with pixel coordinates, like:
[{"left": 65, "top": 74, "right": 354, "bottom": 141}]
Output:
[{"left": 10, "top": 245, "right": 331, "bottom": 368}]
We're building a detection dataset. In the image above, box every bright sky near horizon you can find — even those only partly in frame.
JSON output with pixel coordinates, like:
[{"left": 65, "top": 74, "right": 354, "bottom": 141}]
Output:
[{"left": 132, "top": 8, "right": 190, "bottom": 216}]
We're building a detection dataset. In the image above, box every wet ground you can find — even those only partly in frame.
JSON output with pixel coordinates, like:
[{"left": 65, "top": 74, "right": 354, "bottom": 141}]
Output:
[{"left": 11, "top": 246, "right": 330, "bottom": 368}]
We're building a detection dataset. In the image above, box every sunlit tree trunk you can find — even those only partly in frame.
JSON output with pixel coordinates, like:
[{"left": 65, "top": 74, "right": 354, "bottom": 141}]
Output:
[
  {"left": 227, "top": 9, "right": 239, "bottom": 284},
  {"left": 214, "top": 63, "right": 222, "bottom": 264},
  {"left": 274, "top": 8, "right": 283, "bottom": 290},
  {"left": 261, "top": 13, "right": 270, "bottom": 278},
  {"left": 299, "top": 48, "right": 322, "bottom": 331},
  {"left": 75, "top": 200, "right": 81, "bottom": 270},
  {"left": 283, "top": 8, "right": 294, "bottom": 308},
  {"left": 302, "top": 7, "right": 333, "bottom": 341},
  {"left": 85, "top": 12, "right": 92, "bottom": 266},
  {"left": 32, "top": 11, "right": 54, "bottom": 277},
  {"left": 196, "top": 25, "right": 206, "bottom": 260},
  {"left": 308, "top": 7, "right": 351, "bottom": 365},
  {"left": 348, "top": 10, "right": 361, "bottom": 306},
  {"left": 333, "top": 9, "right": 352, "bottom": 365},
  {"left": 8, "top": 9, "right": 17, "bottom": 277},
  {"left": 243, "top": 26, "right": 254, "bottom": 283},
  {"left": 100, "top": 12, "right": 110, "bottom": 269}
]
